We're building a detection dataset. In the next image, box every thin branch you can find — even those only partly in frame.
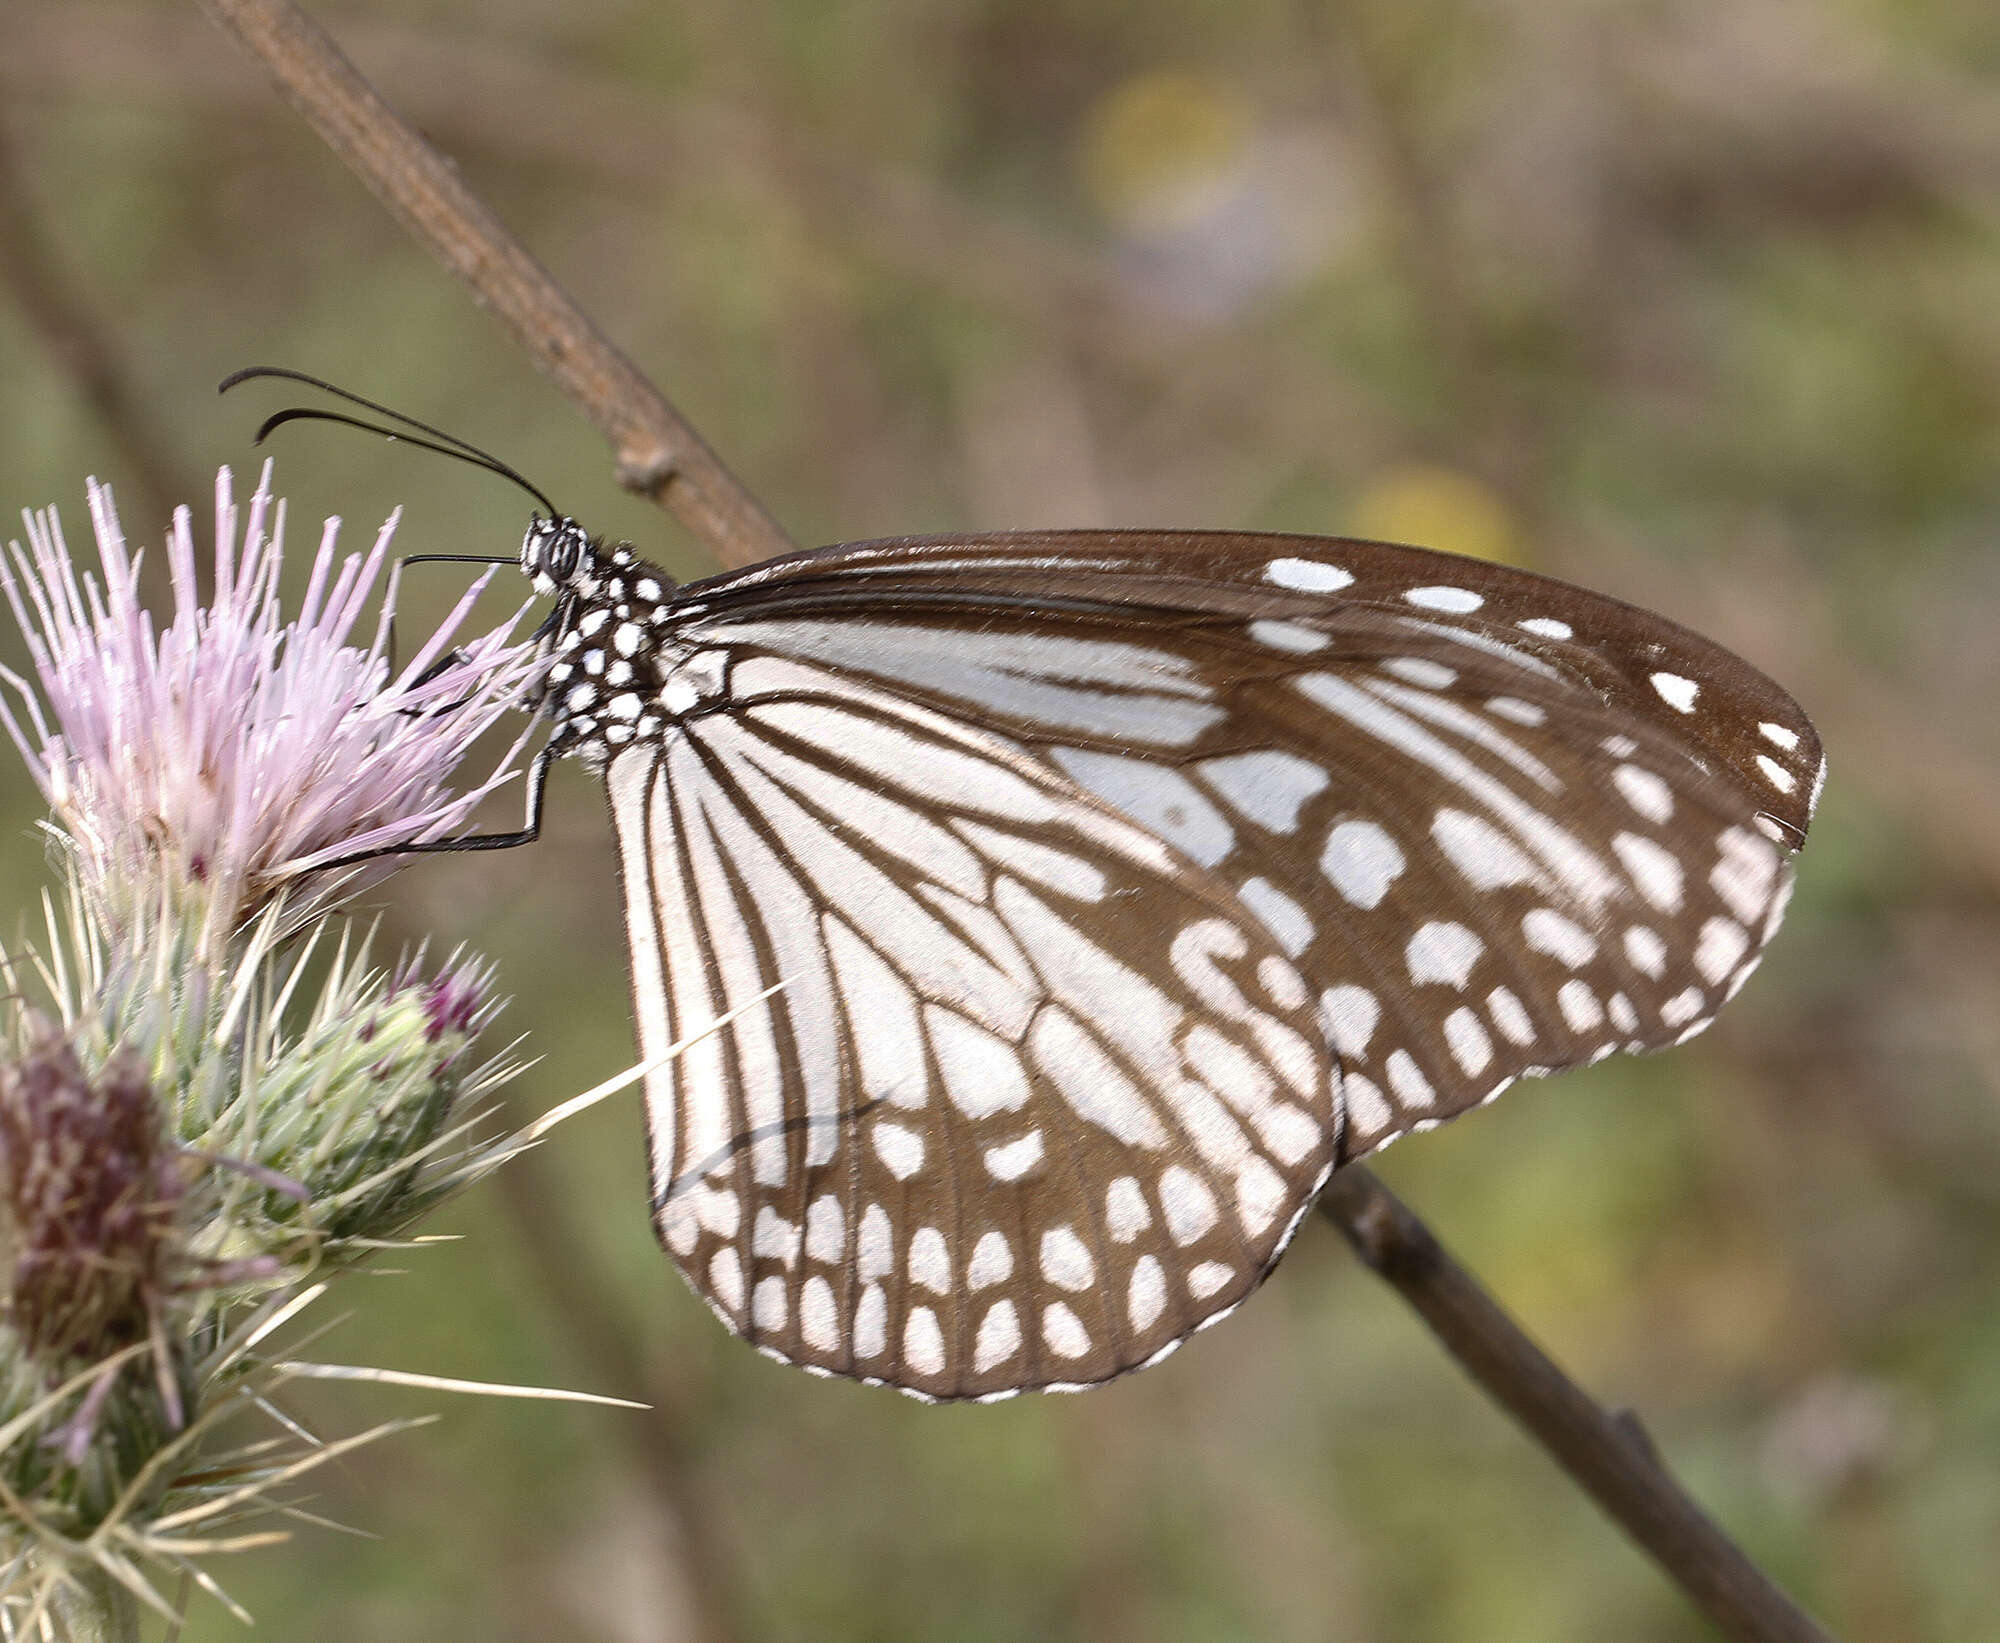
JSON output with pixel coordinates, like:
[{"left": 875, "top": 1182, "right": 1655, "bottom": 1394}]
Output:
[
  {"left": 1318, "top": 1169, "right": 1837, "bottom": 1643},
  {"left": 193, "top": 0, "right": 796, "bottom": 572}
]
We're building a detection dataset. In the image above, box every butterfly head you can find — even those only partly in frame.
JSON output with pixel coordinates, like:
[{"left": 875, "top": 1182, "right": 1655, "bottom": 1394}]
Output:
[{"left": 520, "top": 514, "right": 598, "bottom": 597}]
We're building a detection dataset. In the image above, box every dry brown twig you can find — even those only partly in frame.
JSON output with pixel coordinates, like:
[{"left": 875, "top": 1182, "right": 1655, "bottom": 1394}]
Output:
[
  {"left": 194, "top": 3, "right": 1842, "bottom": 1641},
  {"left": 193, "top": 0, "right": 792, "bottom": 572}
]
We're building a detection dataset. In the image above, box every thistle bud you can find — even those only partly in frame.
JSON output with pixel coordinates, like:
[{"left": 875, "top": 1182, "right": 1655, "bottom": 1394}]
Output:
[{"left": 252, "top": 955, "right": 498, "bottom": 1244}]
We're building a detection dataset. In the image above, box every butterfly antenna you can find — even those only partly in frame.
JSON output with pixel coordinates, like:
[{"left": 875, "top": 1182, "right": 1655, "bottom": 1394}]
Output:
[{"left": 219, "top": 366, "right": 561, "bottom": 518}]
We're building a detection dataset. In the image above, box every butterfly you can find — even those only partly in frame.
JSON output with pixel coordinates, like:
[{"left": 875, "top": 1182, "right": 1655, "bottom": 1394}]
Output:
[{"left": 228, "top": 372, "right": 1824, "bottom": 1403}]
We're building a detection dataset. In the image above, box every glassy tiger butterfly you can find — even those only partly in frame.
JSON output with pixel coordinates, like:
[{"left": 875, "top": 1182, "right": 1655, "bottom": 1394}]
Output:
[{"left": 227, "top": 370, "right": 1823, "bottom": 1402}]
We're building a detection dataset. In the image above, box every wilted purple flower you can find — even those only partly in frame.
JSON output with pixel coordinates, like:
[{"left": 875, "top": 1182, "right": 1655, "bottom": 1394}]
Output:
[
  {"left": 0, "top": 1019, "right": 178, "bottom": 1366},
  {"left": 0, "top": 465, "right": 540, "bottom": 939}
]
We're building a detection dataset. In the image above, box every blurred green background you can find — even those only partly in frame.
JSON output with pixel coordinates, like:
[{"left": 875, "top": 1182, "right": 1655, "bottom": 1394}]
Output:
[{"left": 4, "top": 1, "right": 1998, "bottom": 1638}]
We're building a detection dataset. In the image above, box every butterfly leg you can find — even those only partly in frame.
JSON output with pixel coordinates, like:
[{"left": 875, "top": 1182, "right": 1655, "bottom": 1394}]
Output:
[
  {"left": 305, "top": 743, "right": 555, "bottom": 873},
  {"left": 380, "top": 553, "right": 554, "bottom": 709}
]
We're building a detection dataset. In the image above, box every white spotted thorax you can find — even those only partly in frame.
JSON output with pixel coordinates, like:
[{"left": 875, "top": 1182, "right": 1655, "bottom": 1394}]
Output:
[
  {"left": 524, "top": 516, "right": 709, "bottom": 772},
  {"left": 518, "top": 521, "right": 1824, "bottom": 1402}
]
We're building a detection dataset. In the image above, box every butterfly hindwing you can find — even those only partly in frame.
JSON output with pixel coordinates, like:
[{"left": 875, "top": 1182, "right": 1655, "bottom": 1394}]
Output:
[{"left": 607, "top": 660, "right": 1340, "bottom": 1400}]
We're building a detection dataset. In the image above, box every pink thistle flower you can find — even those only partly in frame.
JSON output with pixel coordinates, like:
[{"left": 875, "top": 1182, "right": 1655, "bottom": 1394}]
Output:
[{"left": 0, "top": 465, "right": 540, "bottom": 941}]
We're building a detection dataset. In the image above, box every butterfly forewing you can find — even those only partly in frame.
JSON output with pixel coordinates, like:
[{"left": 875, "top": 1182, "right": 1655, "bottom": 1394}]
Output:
[{"left": 564, "top": 529, "right": 1821, "bottom": 1399}]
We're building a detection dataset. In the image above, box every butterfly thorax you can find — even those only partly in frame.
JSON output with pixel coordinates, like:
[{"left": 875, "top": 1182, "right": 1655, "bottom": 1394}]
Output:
[{"left": 522, "top": 516, "right": 719, "bottom": 771}]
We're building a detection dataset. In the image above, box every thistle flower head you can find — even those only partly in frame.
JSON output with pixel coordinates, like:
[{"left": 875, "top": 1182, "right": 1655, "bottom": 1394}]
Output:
[
  {"left": 0, "top": 461, "right": 623, "bottom": 1630},
  {"left": 0, "top": 465, "right": 540, "bottom": 947},
  {"left": 0, "top": 1019, "right": 178, "bottom": 1367}
]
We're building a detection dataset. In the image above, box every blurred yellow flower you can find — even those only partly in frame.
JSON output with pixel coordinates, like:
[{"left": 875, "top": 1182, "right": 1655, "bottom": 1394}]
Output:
[
  {"left": 1078, "top": 70, "right": 1252, "bottom": 235},
  {"left": 1348, "top": 463, "right": 1519, "bottom": 565}
]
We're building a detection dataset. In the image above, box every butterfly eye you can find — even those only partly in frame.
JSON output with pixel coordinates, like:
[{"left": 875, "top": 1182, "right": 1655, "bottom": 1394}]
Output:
[{"left": 523, "top": 519, "right": 586, "bottom": 585}]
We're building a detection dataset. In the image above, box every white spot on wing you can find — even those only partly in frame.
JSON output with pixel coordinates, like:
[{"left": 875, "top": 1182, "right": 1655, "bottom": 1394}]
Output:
[
  {"left": 1444, "top": 1008, "right": 1494, "bottom": 1075},
  {"left": 1320, "top": 985, "right": 1381, "bottom": 1059},
  {"left": 854, "top": 1284, "right": 887, "bottom": 1358},
  {"left": 1106, "top": 1177, "right": 1151, "bottom": 1242},
  {"left": 1382, "top": 656, "right": 1457, "bottom": 690},
  {"left": 1253, "top": 1101, "right": 1322, "bottom": 1165},
  {"left": 1266, "top": 556, "right": 1355, "bottom": 592},
  {"left": 1614, "top": 832, "right": 1686, "bottom": 912},
  {"left": 1622, "top": 926, "right": 1667, "bottom": 978},
  {"left": 1486, "top": 987, "right": 1535, "bottom": 1045},
  {"left": 753, "top": 1208, "right": 799, "bottom": 1265},
  {"left": 1519, "top": 617, "right": 1573, "bottom": 640},
  {"left": 1197, "top": 750, "right": 1331, "bottom": 834},
  {"left": 709, "top": 1247, "right": 744, "bottom": 1313},
  {"left": 1405, "top": 585, "right": 1484, "bottom": 613},
  {"left": 1235, "top": 1157, "right": 1286, "bottom": 1234},
  {"left": 1660, "top": 987, "right": 1705, "bottom": 1028},
  {"left": 1755, "top": 755, "right": 1796, "bottom": 794},
  {"left": 983, "top": 1131, "right": 1045, "bottom": 1180},
  {"left": 1238, "top": 876, "right": 1314, "bottom": 956},
  {"left": 1759, "top": 722, "right": 1800, "bottom": 750},
  {"left": 1039, "top": 1226, "right": 1096, "bottom": 1291},
  {"left": 909, "top": 1226, "right": 951, "bottom": 1293},
  {"left": 1694, "top": 916, "right": 1751, "bottom": 985},
  {"left": 1612, "top": 765, "right": 1675, "bottom": 824},
  {"left": 903, "top": 1306, "right": 946, "bottom": 1375},
  {"left": 975, "top": 1300, "right": 1021, "bottom": 1371},
  {"left": 1522, "top": 908, "right": 1598, "bottom": 967},
  {"left": 1043, "top": 1302, "right": 1091, "bottom": 1359},
  {"left": 752, "top": 1277, "right": 788, "bottom": 1333},
  {"left": 1406, "top": 921, "right": 1483, "bottom": 987},
  {"left": 927, "top": 1006, "right": 1031, "bottom": 1119},
  {"left": 1341, "top": 1073, "right": 1391, "bottom": 1134},
  {"left": 1128, "top": 1256, "right": 1167, "bottom": 1330},
  {"left": 1159, "top": 1166, "right": 1219, "bottom": 1244},
  {"left": 1712, "top": 827, "right": 1781, "bottom": 923},
  {"left": 872, "top": 1121, "right": 925, "bottom": 1179},
  {"left": 1386, "top": 1050, "right": 1436, "bottom": 1108},
  {"left": 1248, "top": 619, "right": 1330, "bottom": 653},
  {"left": 1432, "top": 808, "right": 1538, "bottom": 890},
  {"left": 968, "top": 1230, "right": 1014, "bottom": 1289},
  {"left": 1258, "top": 956, "right": 1309, "bottom": 1011},
  {"left": 800, "top": 1276, "right": 838, "bottom": 1351},
  {"left": 1557, "top": 980, "right": 1604, "bottom": 1031},
  {"left": 858, "top": 1204, "right": 893, "bottom": 1281},
  {"left": 1321, "top": 819, "right": 1406, "bottom": 908},
  {"left": 1051, "top": 748, "right": 1236, "bottom": 866},
  {"left": 1650, "top": 672, "right": 1699, "bottom": 712},
  {"left": 804, "top": 1196, "right": 844, "bottom": 1263}
]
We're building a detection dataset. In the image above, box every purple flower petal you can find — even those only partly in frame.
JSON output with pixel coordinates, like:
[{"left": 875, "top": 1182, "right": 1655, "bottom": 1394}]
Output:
[{"left": 1, "top": 464, "right": 542, "bottom": 933}]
